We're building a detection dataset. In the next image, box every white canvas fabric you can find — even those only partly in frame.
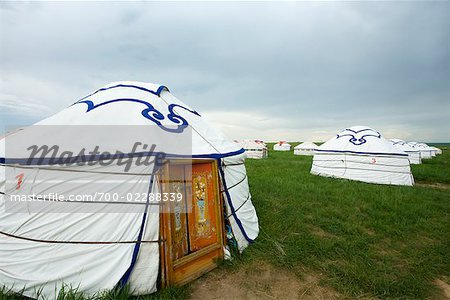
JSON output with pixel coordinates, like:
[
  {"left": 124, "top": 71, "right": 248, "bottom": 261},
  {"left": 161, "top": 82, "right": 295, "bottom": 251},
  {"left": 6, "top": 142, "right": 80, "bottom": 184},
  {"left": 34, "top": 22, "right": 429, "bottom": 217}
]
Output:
[
  {"left": 273, "top": 141, "right": 291, "bottom": 151},
  {"left": 408, "top": 142, "right": 433, "bottom": 159},
  {"left": 431, "top": 146, "right": 442, "bottom": 155},
  {"left": 419, "top": 143, "right": 438, "bottom": 158},
  {"left": 389, "top": 139, "right": 422, "bottom": 164},
  {"left": 420, "top": 143, "right": 437, "bottom": 157},
  {"left": 0, "top": 81, "right": 259, "bottom": 298},
  {"left": 294, "top": 142, "right": 318, "bottom": 156},
  {"left": 237, "top": 140, "right": 268, "bottom": 159},
  {"left": 311, "top": 126, "right": 414, "bottom": 186}
]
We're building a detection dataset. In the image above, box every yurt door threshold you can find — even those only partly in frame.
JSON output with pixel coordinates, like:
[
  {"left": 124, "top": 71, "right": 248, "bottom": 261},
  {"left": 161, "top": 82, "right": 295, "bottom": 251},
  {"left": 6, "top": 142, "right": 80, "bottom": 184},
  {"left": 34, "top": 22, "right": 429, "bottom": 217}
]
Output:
[{"left": 159, "top": 159, "right": 225, "bottom": 287}]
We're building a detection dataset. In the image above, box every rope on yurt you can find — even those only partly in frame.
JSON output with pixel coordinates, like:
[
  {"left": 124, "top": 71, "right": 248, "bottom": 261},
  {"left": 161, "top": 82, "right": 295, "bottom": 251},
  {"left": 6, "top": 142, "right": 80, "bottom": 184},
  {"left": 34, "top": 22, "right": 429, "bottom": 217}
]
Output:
[
  {"left": 1, "top": 163, "right": 158, "bottom": 176},
  {"left": 0, "top": 230, "right": 162, "bottom": 244},
  {"left": 220, "top": 174, "right": 247, "bottom": 192},
  {"left": 220, "top": 162, "right": 245, "bottom": 167},
  {"left": 226, "top": 193, "right": 250, "bottom": 218}
]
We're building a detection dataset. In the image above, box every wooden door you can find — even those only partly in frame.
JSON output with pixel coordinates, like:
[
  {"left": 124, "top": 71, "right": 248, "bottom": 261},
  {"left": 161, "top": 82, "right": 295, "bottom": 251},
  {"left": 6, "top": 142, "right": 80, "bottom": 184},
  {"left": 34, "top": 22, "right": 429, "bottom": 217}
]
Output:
[{"left": 160, "top": 160, "right": 224, "bottom": 287}]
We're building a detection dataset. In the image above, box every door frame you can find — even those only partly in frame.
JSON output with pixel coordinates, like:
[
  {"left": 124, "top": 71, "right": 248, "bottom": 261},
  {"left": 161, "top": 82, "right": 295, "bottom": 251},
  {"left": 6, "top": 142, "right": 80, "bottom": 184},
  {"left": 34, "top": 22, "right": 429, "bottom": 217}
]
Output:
[{"left": 159, "top": 158, "right": 225, "bottom": 287}]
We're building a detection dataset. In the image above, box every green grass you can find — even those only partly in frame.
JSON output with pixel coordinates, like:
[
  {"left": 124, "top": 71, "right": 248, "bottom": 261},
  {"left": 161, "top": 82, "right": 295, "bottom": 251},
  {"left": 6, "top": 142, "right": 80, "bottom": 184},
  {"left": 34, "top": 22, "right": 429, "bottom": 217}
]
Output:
[
  {"left": 242, "top": 144, "right": 450, "bottom": 298},
  {"left": 411, "top": 144, "right": 450, "bottom": 184},
  {"left": 0, "top": 285, "right": 190, "bottom": 300},
  {"left": 2, "top": 145, "right": 449, "bottom": 299}
]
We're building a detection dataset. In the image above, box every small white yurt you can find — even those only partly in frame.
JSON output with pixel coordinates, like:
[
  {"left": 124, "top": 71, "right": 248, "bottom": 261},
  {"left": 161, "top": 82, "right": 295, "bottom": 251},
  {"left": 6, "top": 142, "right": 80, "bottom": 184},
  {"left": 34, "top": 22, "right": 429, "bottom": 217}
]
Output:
[
  {"left": 0, "top": 81, "right": 259, "bottom": 298},
  {"left": 431, "top": 146, "right": 442, "bottom": 155},
  {"left": 255, "top": 140, "right": 268, "bottom": 155},
  {"left": 294, "top": 142, "right": 318, "bottom": 156},
  {"left": 408, "top": 142, "right": 433, "bottom": 159},
  {"left": 239, "top": 140, "right": 268, "bottom": 159},
  {"left": 311, "top": 126, "right": 414, "bottom": 186},
  {"left": 421, "top": 143, "right": 437, "bottom": 157},
  {"left": 389, "top": 139, "right": 422, "bottom": 164},
  {"left": 273, "top": 141, "right": 291, "bottom": 151}
]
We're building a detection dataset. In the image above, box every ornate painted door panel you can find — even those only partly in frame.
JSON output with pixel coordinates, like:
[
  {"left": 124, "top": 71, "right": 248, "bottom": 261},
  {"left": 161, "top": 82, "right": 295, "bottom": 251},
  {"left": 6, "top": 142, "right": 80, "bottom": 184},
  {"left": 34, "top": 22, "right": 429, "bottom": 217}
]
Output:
[
  {"left": 188, "top": 163, "right": 219, "bottom": 251},
  {"left": 160, "top": 160, "right": 224, "bottom": 287},
  {"left": 169, "top": 165, "right": 189, "bottom": 260}
]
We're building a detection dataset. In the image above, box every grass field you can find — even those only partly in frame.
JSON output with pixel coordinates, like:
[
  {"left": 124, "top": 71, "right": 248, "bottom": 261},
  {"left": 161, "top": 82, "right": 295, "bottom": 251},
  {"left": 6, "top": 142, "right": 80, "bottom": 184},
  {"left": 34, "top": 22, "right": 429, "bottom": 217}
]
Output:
[
  {"left": 240, "top": 143, "right": 450, "bottom": 299},
  {"left": 1, "top": 145, "right": 449, "bottom": 299}
]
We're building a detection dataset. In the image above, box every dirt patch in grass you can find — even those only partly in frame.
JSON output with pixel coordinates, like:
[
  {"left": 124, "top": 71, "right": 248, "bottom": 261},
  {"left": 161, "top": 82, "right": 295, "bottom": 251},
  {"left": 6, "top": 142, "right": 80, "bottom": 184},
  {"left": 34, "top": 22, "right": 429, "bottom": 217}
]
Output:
[
  {"left": 435, "top": 279, "right": 450, "bottom": 299},
  {"left": 360, "top": 227, "right": 376, "bottom": 236},
  {"left": 189, "top": 261, "right": 341, "bottom": 299},
  {"left": 309, "top": 226, "right": 338, "bottom": 239},
  {"left": 416, "top": 182, "right": 450, "bottom": 190}
]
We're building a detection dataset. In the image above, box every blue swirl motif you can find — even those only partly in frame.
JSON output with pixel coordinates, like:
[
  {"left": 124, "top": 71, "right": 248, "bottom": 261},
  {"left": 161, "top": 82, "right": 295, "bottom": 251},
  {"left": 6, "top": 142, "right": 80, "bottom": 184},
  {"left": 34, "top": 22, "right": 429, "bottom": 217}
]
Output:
[
  {"left": 75, "top": 98, "right": 200, "bottom": 133},
  {"left": 391, "top": 140, "right": 405, "bottom": 146},
  {"left": 336, "top": 128, "right": 381, "bottom": 146}
]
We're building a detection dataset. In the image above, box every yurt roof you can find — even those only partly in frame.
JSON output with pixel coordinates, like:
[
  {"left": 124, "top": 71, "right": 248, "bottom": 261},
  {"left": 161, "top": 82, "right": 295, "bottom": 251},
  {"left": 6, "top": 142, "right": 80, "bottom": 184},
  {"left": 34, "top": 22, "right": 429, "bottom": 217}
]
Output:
[
  {"left": 295, "top": 142, "right": 318, "bottom": 150},
  {"left": 0, "top": 81, "right": 244, "bottom": 162},
  {"left": 389, "top": 139, "right": 420, "bottom": 152},
  {"left": 316, "top": 126, "right": 407, "bottom": 156},
  {"left": 239, "top": 140, "right": 266, "bottom": 149}
]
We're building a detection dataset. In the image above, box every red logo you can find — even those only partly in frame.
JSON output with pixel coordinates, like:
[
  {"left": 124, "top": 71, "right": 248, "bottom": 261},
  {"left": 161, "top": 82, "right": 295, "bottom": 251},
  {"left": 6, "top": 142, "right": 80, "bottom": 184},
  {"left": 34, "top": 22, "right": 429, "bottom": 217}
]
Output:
[{"left": 15, "top": 173, "right": 24, "bottom": 190}]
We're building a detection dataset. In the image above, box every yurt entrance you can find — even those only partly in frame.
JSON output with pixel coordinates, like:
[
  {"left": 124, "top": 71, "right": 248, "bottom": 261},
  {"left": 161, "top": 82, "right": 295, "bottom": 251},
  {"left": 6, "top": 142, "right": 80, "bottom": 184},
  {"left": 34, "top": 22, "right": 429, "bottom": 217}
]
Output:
[{"left": 159, "top": 159, "right": 225, "bottom": 287}]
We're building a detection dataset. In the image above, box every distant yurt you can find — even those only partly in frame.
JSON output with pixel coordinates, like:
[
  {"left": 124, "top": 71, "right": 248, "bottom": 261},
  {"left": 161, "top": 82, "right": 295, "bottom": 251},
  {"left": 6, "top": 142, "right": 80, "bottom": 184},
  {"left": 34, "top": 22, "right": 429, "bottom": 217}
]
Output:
[
  {"left": 255, "top": 140, "right": 269, "bottom": 158},
  {"left": 311, "top": 126, "right": 414, "bottom": 186},
  {"left": 0, "top": 81, "right": 259, "bottom": 298},
  {"left": 273, "top": 141, "right": 291, "bottom": 151},
  {"left": 420, "top": 143, "right": 437, "bottom": 157},
  {"left": 294, "top": 142, "right": 318, "bottom": 156},
  {"left": 408, "top": 142, "right": 433, "bottom": 159},
  {"left": 431, "top": 146, "right": 442, "bottom": 155},
  {"left": 389, "top": 139, "right": 422, "bottom": 164},
  {"left": 239, "top": 140, "right": 268, "bottom": 159}
]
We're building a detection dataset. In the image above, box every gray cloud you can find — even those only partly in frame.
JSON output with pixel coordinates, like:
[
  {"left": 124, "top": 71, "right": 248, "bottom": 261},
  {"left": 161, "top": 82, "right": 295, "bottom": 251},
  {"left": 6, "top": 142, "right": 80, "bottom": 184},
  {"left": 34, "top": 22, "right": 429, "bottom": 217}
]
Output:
[{"left": 1, "top": 1, "right": 449, "bottom": 142}]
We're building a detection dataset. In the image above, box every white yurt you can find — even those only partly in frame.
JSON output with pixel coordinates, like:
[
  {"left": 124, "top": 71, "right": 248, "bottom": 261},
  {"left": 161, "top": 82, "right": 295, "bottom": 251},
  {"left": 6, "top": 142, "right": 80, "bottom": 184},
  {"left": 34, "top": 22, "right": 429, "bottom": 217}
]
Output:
[
  {"left": 294, "top": 142, "right": 318, "bottom": 156},
  {"left": 408, "top": 142, "right": 433, "bottom": 159},
  {"left": 273, "top": 141, "right": 291, "bottom": 151},
  {"left": 238, "top": 140, "right": 268, "bottom": 159},
  {"left": 311, "top": 126, "right": 414, "bottom": 186},
  {"left": 0, "top": 82, "right": 259, "bottom": 298},
  {"left": 421, "top": 144, "right": 434, "bottom": 158},
  {"left": 431, "top": 146, "right": 442, "bottom": 155},
  {"left": 389, "top": 139, "right": 422, "bottom": 164},
  {"left": 421, "top": 143, "right": 437, "bottom": 157}
]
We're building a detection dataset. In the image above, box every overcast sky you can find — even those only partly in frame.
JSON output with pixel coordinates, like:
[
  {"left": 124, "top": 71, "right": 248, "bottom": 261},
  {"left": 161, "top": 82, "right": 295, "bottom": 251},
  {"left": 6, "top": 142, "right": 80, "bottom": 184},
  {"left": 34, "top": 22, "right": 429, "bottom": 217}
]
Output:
[{"left": 1, "top": 1, "right": 449, "bottom": 142}]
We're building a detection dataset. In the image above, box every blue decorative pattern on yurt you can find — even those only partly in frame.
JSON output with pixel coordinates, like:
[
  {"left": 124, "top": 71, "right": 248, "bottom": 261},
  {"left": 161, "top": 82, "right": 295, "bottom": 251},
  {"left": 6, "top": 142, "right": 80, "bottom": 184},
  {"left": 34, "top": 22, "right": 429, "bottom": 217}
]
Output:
[
  {"left": 336, "top": 128, "right": 381, "bottom": 146},
  {"left": 391, "top": 140, "right": 405, "bottom": 145},
  {"left": 75, "top": 98, "right": 200, "bottom": 133}
]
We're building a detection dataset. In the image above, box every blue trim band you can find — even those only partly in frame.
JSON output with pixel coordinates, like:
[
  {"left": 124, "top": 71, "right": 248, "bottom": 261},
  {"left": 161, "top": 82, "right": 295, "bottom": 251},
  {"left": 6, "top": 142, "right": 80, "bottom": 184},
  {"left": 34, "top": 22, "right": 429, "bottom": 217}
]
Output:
[
  {"left": 0, "top": 148, "right": 246, "bottom": 166},
  {"left": 119, "top": 164, "right": 157, "bottom": 286},
  {"left": 218, "top": 159, "right": 255, "bottom": 243},
  {"left": 75, "top": 84, "right": 169, "bottom": 104},
  {"left": 314, "top": 149, "right": 408, "bottom": 157}
]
